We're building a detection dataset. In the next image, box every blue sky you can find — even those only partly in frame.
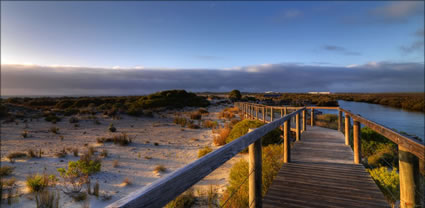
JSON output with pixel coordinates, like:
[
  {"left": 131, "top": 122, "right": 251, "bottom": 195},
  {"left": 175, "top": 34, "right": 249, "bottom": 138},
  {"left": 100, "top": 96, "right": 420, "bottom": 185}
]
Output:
[
  {"left": 1, "top": 1, "right": 424, "bottom": 95},
  {"left": 2, "top": 1, "right": 424, "bottom": 68}
]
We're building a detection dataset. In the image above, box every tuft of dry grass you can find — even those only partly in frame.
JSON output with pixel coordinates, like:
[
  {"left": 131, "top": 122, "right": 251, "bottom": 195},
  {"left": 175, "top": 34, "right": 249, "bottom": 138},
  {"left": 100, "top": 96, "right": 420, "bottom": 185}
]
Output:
[
  {"left": 154, "top": 165, "right": 166, "bottom": 173},
  {"left": 21, "top": 130, "right": 29, "bottom": 138},
  {"left": 113, "top": 132, "right": 132, "bottom": 146},
  {"left": 198, "top": 146, "right": 213, "bottom": 158},
  {"left": 144, "top": 156, "right": 152, "bottom": 160},
  {"left": 213, "top": 127, "right": 230, "bottom": 146},
  {"left": 27, "top": 149, "right": 39, "bottom": 158},
  {"left": 55, "top": 148, "right": 67, "bottom": 158},
  {"left": 49, "top": 126, "right": 59, "bottom": 134},
  {"left": 190, "top": 111, "right": 202, "bottom": 120},
  {"left": 122, "top": 177, "right": 132, "bottom": 186},
  {"left": 0, "top": 166, "right": 14, "bottom": 176},
  {"left": 202, "top": 120, "right": 218, "bottom": 129},
  {"left": 100, "top": 149, "right": 108, "bottom": 158},
  {"left": 73, "top": 148, "right": 79, "bottom": 157}
]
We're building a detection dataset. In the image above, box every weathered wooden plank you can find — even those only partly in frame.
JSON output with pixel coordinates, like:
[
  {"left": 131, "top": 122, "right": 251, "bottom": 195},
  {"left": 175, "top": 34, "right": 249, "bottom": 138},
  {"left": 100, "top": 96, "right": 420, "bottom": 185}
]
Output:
[{"left": 263, "top": 126, "right": 389, "bottom": 208}]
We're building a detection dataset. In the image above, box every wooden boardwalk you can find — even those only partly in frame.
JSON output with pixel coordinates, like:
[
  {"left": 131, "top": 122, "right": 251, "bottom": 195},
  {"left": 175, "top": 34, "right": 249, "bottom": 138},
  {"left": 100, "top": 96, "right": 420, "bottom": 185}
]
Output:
[{"left": 262, "top": 126, "right": 390, "bottom": 208}]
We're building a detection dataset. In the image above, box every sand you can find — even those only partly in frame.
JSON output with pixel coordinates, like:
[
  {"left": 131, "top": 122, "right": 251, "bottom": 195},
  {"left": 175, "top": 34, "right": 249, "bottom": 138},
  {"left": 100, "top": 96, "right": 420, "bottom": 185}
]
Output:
[{"left": 0, "top": 103, "right": 247, "bottom": 207}]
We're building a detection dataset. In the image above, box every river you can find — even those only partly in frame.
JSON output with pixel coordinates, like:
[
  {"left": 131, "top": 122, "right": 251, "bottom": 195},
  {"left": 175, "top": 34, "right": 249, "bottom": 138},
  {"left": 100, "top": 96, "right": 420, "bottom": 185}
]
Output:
[{"left": 320, "top": 100, "right": 424, "bottom": 141}]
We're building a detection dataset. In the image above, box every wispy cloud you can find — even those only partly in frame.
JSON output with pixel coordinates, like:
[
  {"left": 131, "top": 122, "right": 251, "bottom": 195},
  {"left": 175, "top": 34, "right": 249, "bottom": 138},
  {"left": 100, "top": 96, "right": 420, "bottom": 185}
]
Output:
[
  {"left": 321, "top": 45, "right": 361, "bottom": 56},
  {"left": 272, "top": 9, "right": 303, "bottom": 22},
  {"left": 400, "top": 28, "right": 425, "bottom": 54},
  {"left": 370, "top": 1, "right": 424, "bottom": 23},
  {"left": 1, "top": 62, "right": 423, "bottom": 96}
]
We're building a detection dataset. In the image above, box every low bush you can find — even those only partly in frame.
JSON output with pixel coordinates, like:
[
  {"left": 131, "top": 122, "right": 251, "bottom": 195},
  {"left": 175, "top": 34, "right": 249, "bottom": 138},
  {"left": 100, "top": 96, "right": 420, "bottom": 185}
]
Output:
[
  {"left": 202, "top": 120, "right": 218, "bottom": 129},
  {"left": 197, "top": 108, "right": 209, "bottom": 115},
  {"left": 188, "top": 123, "right": 200, "bottom": 129},
  {"left": 154, "top": 165, "right": 166, "bottom": 173},
  {"left": 21, "top": 130, "right": 29, "bottom": 138},
  {"left": 226, "top": 120, "right": 282, "bottom": 146},
  {"left": 7, "top": 152, "right": 27, "bottom": 162},
  {"left": 50, "top": 127, "right": 60, "bottom": 134},
  {"left": 174, "top": 117, "right": 188, "bottom": 127},
  {"left": 55, "top": 148, "right": 67, "bottom": 158},
  {"left": 221, "top": 144, "right": 284, "bottom": 207},
  {"left": 108, "top": 123, "right": 117, "bottom": 132},
  {"left": 165, "top": 189, "right": 195, "bottom": 208},
  {"left": 198, "top": 146, "right": 213, "bottom": 158},
  {"left": 368, "top": 167, "right": 399, "bottom": 205},
  {"left": 213, "top": 127, "right": 230, "bottom": 146},
  {"left": 0, "top": 166, "right": 14, "bottom": 176},
  {"left": 190, "top": 111, "right": 202, "bottom": 120},
  {"left": 26, "top": 173, "right": 56, "bottom": 193},
  {"left": 113, "top": 132, "right": 132, "bottom": 146},
  {"left": 45, "top": 114, "right": 61, "bottom": 123},
  {"left": 35, "top": 189, "right": 60, "bottom": 208}
]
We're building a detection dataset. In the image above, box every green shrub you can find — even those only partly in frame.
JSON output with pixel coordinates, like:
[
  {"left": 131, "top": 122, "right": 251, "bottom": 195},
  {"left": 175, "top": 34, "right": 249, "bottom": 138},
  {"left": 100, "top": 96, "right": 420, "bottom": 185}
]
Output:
[
  {"left": 26, "top": 174, "right": 56, "bottom": 193},
  {"left": 109, "top": 123, "right": 117, "bottom": 132},
  {"left": 221, "top": 144, "right": 284, "bottom": 207},
  {"left": 174, "top": 117, "right": 188, "bottom": 127},
  {"left": 202, "top": 120, "right": 218, "bottom": 129},
  {"left": 165, "top": 189, "right": 195, "bottom": 208},
  {"left": 190, "top": 111, "right": 202, "bottom": 120},
  {"left": 138, "top": 90, "right": 209, "bottom": 109},
  {"left": 368, "top": 167, "right": 399, "bottom": 204},
  {"left": 0, "top": 166, "right": 14, "bottom": 176},
  {"left": 229, "top": 89, "right": 242, "bottom": 101},
  {"left": 226, "top": 120, "right": 282, "bottom": 146},
  {"left": 198, "top": 146, "right": 213, "bottom": 158},
  {"left": 113, "top": 133, "right": 132, "bottom": 146}
]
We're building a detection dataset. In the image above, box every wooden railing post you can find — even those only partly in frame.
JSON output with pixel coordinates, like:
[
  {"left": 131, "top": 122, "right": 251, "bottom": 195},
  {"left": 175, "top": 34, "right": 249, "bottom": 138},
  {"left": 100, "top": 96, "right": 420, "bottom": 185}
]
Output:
[
  {"left": 353, "top": 120, "right": 361, "bottom": 164},
  {"left": 256, "top": 106, "right": 258, "bottom": 119},
  {"left": 270, "top": 107, "right": 273, "bottom": 122},
  {"left": 344, "top": 115, "right": 350, "bottom": 145},
  {"left": 280, "top": 108, "right": 283, "bottom": 118},
  {"left": 262, "top": 107, "right": 265, "bottom": 123},
  {"left": 399, "top": 146, "right": 416, "bottom": 208},
  {"left": 338, "top": 110, "right": 342, "bottom": 132},
  {"left": 248, "top": 128, "right": 262, "bottom": 208},
  {"left": 296, "top": 113, "right": 300, "bottom": 141},
  {"left": 284, "top": 107, "right": 287, "bottom": 115},
  {"left": 283, "top": 120, "right": 291, "bottom": 163},
  {"left": 302, "top": 109, "right": 306, "bottom": 132},
  {"left": 311, "top": 108, "right": 314, "bottom": 126}
]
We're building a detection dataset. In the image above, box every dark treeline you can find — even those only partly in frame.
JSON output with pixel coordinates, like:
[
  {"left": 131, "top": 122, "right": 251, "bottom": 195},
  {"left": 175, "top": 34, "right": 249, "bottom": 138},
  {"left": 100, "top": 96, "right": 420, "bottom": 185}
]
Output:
[{"left": 0, "top": 90, "right": 210, "bottom": 119}]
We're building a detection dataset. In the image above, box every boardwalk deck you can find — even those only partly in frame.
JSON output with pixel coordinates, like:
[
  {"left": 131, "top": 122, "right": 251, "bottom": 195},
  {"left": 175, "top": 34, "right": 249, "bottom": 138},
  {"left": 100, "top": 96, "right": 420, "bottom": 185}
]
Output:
[{"left": 262, "top": 126, "right": 390, "bottom": 208}]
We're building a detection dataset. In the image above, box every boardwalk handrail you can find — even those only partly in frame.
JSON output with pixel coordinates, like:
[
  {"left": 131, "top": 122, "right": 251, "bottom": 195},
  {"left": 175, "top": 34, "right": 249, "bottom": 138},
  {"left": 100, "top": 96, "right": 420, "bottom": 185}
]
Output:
[
  {"left": 107, "top": 106, "right": 305, "bottom": 208},
  {"left": 339, "top": 107, "right": 424, "bottom": 161}
]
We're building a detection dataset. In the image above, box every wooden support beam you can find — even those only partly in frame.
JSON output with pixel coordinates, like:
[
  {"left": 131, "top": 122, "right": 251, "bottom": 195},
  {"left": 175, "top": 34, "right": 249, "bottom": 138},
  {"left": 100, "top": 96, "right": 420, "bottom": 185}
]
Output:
[
  {"left": 302, "top": 110, "right": 306, "bottom": 132},
  {"left": 283, "top": 121, "right": 291, "bottom": 163},
  {"left": 280, "top": 108, "right": 283, "bottom": 118},
  {"left": 296, "top": 113, "right": 300, "bottom": 141},
  {"left": 270, "top": 107, "right": 273, "bottom": 122},
  {"left": 353, "top": 120, "right": 361, "bottom": 164},
  {"left": 338, "top": 110, "right": 342, "bottom": 132},
  {"left": 284, "top": 107, "right": 287, "bottom": 115},
  {"left": 248, "top": 128, "right": 262, "bottom": 208},
  {"left": 262, "top": 107, "right": 265, "bottom": 123},
  {"left": 311, "top": 108, "right": 314, "bottom": 127},
  {"left": 399, "top": 146, "right": 416, "bottom": 208},
  {"left": 345, "top": 115, "right": 350, "bottom": 146}
]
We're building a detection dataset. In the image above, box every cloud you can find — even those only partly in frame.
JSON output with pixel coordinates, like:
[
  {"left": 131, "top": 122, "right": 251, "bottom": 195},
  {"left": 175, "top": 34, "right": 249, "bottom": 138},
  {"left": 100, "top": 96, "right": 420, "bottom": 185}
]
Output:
[
  {"left": 415, "top": 28, "right": 424, "bottom": 37},
  {"left": 272, "top": 9, "right": 303, "bottom": 22},
  {"left": 1, "top": 62, "right": 423, "bottom": 96},
  {"left": 400, "top": 40, "right": 424, "bottom": 54},
  {"left": 321, "top": 45, "right": 361, "bottom": 56},
  {"left": 370, "top": 1, "right": 424, "bottom": 23}
]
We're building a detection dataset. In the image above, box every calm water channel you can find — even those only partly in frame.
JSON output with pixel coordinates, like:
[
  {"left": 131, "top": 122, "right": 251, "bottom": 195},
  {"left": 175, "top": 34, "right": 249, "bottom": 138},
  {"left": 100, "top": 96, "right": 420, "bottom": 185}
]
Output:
[{"left": 320, "top": 100, "right": 424, "bottom": 141}]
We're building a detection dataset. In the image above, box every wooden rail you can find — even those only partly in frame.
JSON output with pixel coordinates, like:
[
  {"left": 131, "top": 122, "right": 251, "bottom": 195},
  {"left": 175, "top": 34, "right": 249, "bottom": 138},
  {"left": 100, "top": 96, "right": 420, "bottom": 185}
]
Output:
[
  {"left": 107, "top": 104, "right": 305, "bottom": 208},
  {"left": 108, "top": 102, "right": 424, "bottom": 208},
  {"left": 238, "top": 102, "right": 424, "bottom": 208}
]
